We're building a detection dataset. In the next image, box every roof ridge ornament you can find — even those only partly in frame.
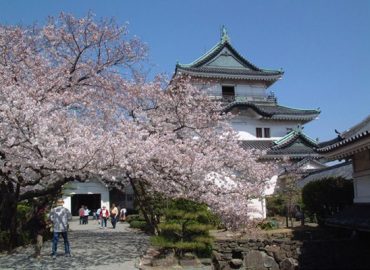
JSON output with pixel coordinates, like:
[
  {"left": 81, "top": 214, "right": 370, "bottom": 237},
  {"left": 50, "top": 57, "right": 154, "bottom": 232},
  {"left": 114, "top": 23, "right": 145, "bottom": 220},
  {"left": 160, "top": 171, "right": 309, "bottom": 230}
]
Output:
[
  {"left": 293, "top": 124, "right": 304, "bottom": 133},
  {"left": 220, "top": 25, "right": 230, "bottom": 43}
]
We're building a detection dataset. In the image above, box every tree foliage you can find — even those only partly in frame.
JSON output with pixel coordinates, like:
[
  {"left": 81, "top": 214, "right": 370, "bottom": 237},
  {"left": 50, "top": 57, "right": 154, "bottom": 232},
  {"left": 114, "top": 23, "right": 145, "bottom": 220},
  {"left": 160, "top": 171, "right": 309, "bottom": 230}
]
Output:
[
  {"left": 302, "top": 177, "right": 353, "bottom": 225},
  {"left": 0, "top": 13, "right": 277, "bottom": 245},
  {"left": 151, "top": 199, "right": 214, "bottom": 258}
]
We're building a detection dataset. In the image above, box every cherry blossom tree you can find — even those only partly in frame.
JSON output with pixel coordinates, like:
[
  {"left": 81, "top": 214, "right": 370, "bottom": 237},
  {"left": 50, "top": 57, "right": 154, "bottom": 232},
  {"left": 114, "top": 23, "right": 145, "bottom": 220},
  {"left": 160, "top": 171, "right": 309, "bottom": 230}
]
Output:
[
  {"left": 0, "top": 13, "right": 277, "bottom": 246},
  {"left": 0, "top": 13, "right": 146, "bottom": 247},
  {"left": 97, "top": 76, "right": 277, "bottom": 231}
]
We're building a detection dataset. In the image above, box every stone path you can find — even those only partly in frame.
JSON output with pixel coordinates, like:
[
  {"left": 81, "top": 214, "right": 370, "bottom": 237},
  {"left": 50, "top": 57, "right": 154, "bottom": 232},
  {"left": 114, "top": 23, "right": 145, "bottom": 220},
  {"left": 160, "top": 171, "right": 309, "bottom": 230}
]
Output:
[{"left": 0, "top": 217, "right": 149, "bottom": 270}]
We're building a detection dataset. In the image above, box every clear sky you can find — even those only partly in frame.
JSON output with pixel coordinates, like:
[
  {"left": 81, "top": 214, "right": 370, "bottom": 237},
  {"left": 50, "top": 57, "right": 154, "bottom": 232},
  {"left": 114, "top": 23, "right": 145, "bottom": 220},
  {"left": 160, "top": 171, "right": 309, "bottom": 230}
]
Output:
[{"left": 1, "top": 0, "right": 369, "bottom": 141}]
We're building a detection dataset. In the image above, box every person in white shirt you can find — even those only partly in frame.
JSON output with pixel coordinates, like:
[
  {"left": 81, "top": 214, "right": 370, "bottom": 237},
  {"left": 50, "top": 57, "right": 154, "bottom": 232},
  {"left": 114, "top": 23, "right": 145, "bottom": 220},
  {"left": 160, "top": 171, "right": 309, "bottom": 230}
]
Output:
[
  {"left": 119, "top": 207, "right": 127, "bottom": 222},
  {"left": 83, "top": 206, "right": 90, "bottom": 224}
]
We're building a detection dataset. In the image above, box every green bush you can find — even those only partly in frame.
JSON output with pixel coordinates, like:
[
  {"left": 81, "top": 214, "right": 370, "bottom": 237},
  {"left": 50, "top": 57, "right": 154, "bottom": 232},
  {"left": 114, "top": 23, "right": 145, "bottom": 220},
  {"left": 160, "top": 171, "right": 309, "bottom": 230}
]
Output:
[
  {"left": 129, "top": 220, "right": 148, "bottom": 230},
  {"left": 266, "top": 194, "right": 286, "bottom": 217},
  {"left": 126, "top": 214, "right": 142, "bottom": 223},
  {"left": 258, "top": 219, "right": 279, "bottom": 230},
  {"left": 150, "top": 199, "right": 214, "bottom": 258},
  {"left": 302, "top": 177, "right": 353, "bottom": 225}
]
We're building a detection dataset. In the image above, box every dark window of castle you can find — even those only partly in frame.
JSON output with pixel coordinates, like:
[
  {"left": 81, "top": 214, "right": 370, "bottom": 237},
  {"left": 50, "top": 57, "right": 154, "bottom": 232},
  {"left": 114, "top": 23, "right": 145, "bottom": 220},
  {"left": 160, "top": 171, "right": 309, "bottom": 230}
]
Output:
[
  {"left": 222, "top": 86, "right": 235, "bottom": 100},
  {"left": 256, "top": 128, "right": 263, "bottom": 138},
  {"left": 264, "top": 128, "right": 271, "bottom": 138}
]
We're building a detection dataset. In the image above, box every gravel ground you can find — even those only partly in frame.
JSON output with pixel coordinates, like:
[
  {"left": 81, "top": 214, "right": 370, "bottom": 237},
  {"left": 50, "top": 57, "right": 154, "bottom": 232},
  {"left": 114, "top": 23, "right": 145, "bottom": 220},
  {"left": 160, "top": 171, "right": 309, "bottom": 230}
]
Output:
[{"left": 0, "top": 217, "right": 149, "bottom": 270}]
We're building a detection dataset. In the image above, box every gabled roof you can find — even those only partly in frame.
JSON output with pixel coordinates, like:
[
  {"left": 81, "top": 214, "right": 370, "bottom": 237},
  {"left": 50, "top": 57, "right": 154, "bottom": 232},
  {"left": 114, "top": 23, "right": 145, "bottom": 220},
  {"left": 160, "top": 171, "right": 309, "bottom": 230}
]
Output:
[
  {"left": 317, "top": 115, "right": 370, "bottom": 156},
  {"left": 272, "top": 127, "right": 318, "bottom": 149},
  {"left": 240, "top": 140, "right": 273, "bottom": 151},
  {"left": 224, "top": 101, "right": 320, "bottom": 123},
  {"left": 241, "top": 128, "right": 320, "bottom": 160},
  {"left": 175, "top": 31, "right": 283, "bottom": 85},
  {"left": 297, "top": 161, "right": 353, "bottom": 188}
]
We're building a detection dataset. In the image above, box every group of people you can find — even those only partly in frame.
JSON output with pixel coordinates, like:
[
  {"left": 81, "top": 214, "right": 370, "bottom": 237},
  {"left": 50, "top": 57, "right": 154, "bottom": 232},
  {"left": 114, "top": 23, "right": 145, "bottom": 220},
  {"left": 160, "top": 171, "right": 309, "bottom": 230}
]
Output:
[
  {"left": 49, "top": 199, "right": 127, "bottom": 258},
  {"left": 78, "top": 205, "right": 90, "bottom": 225},
  {"left": 96, "top": 203, "right": 127, "bottom": 229}
]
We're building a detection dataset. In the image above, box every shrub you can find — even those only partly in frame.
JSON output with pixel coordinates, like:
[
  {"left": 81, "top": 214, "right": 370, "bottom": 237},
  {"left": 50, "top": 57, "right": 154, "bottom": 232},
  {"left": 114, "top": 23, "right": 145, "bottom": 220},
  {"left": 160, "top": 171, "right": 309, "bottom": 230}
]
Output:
[
  {"left": 150, "top": 199, "right": 214, "bottom": 258},
  {"left": 129, "top": 220, "right": 148, "bottom": 230},
  {"left": 302, "top": 177, "right": 353, "bottom": 225},
  {"left": 266, "top": 194, "right": 285, "bottom": 217},
  {"left": 126, "top": 214, "right": 142, "bottom": 223},
  {"left": 258, "top": 219, "right": 279, "bottom": 230}
]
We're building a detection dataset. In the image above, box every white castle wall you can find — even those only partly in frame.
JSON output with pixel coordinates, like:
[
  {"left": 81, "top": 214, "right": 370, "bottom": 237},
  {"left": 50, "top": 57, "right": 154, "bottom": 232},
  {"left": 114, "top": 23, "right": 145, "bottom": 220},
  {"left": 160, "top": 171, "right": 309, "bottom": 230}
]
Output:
[
  {"left": 231, "top": 117, "right": 299, "bottom": 140},
  {"left": 62, "top": 180, "right": 110, "bottom": 212},
  {"left": 354, "top": 174, "right": 370, "bottom": 203}
]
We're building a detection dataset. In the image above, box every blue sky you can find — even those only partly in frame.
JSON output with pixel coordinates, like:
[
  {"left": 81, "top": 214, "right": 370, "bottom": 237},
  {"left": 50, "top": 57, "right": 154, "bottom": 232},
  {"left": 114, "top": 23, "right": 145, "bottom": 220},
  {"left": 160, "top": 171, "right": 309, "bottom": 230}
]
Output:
[{"left": 1, "top": 0, "right": 369, "bottom": 141}]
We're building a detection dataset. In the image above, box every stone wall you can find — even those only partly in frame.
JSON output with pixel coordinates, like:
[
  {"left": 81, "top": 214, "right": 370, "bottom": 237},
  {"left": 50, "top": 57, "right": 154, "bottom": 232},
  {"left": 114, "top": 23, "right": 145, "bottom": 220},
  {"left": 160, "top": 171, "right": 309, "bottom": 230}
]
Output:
[
  {"left": 212, "top": 238, "right": 299, "bottom": 270},
  {"left": 212, "top": 235, "right": 370, "bottom": 270}
]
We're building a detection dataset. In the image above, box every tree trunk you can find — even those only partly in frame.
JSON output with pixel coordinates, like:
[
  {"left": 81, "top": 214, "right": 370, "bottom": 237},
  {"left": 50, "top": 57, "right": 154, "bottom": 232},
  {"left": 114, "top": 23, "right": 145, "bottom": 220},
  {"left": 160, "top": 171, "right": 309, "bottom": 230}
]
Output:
[
  {"left": 0, "top": 181, "right": 15, "bottom": 231},
  {"left": 285, "top": 205, "right": 289, "bottom": 228},
  {"left": 8, "top": 182, "right": 20, "bottom": 252},
  {"left": 129, "top": 177, "right": 159, "bottom": 235}
]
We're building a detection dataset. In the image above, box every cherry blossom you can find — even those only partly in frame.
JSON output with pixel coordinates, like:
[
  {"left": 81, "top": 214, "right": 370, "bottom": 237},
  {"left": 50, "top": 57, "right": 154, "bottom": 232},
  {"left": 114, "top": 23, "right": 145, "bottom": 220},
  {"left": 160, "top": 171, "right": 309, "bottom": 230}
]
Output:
[{"left": 0, "top": 14, "right": 277, "bottom": 232}]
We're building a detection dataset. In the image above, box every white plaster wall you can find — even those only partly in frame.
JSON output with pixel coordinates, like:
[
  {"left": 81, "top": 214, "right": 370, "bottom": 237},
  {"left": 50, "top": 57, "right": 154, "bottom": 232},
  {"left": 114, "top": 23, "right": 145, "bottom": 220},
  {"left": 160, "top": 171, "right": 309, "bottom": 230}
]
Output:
[
  {"left": 300, "top": 161, "right": 325, "bottom": 171},
  {"left": 230, "top": 117, "right": 299, "bottom": 140},
  {"left": 200, "top": 83, "right": 267, "bottom": 98},
  {"left": 62, "top": 180, "right": 110, "bottom": 212},
  {"left": 247, "top": 198, "right": 266, "bottom": 219},
  {"left": 354, "top": 174, "right": 370, "bottom": 203},
  {"left": 236, "top": 84, "right": 267, "bottom": 98},
  {"left": 264, "top": 175, "right": 279, "bottom": 196}
]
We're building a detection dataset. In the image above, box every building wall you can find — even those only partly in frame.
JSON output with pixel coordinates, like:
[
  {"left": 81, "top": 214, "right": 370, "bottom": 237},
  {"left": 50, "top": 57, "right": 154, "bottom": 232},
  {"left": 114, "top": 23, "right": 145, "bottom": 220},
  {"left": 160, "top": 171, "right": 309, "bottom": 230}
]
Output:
[
  {"left": 62, "top": 180, "right": 110, "bottom": 213},
  {"left": 231, "top": 116, "right": 299, "bottom": 140},
  {"left": 353, "top": 150, "right": 370, "bottom": 203},
  {"left": 194, "top": 79, "right": 308, "bottom": 220},
  {"left": 195, "top": 82, "right": 267, "bottom": 98},
  {"left": 354, "top": 175, "right": 370, "bottom": 203},
  {"left": 247, "top": 198, "right": 266, "bottom": 219}
]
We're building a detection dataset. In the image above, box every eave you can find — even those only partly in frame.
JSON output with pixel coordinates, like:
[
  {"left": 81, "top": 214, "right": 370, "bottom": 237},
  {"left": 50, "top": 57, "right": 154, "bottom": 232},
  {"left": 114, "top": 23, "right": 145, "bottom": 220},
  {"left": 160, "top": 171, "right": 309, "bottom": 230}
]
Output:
[
  {"left": 316, "top": 133, "right": 370, "bottom": 160},
  {"left": 223, "top": 101, "right": 320, "bottom": 123}
]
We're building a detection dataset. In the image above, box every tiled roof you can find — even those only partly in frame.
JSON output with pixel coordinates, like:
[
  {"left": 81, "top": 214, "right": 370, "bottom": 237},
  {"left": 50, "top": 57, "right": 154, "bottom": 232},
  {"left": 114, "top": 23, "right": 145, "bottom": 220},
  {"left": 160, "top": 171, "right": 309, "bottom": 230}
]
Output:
[
  {"left": 297, "top": 161, "right": 353, "bottom": 188},
  {"left": 224, "top": 101, "right": 320, "bottom": 122},
  {"left": 179, "top": 40, "right": 261, "bottom": 70},
  {"left": 240, "top": 129, "right": 320, "bottom": 160},
  {"left": 240, "top": 140, "right": 273, "bottom": 151},
  {"left": 176, "top": 66, "right": 282, "bottom": 81},
  {"left": 317, "top": 115, "right": 370, "bottom": 153},
  {"left": 272, "top": 128, "right": 318, "bottom": 149},
  {"left": 175, "top": 38, "right": 283, "bottom": 84}
]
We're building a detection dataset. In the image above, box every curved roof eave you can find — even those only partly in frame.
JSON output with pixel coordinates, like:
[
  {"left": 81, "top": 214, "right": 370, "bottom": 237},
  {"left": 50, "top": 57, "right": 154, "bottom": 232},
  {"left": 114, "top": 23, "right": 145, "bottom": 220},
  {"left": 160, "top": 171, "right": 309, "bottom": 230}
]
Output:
[
  {"left": 177, "top": 39, "right": 283, "bottom": 75},
  {"left": 317, "top": 131, "right": 370, "bottom": 153},
  {"left": 223, "top": 102, "right": 320, "bottom": 121}
]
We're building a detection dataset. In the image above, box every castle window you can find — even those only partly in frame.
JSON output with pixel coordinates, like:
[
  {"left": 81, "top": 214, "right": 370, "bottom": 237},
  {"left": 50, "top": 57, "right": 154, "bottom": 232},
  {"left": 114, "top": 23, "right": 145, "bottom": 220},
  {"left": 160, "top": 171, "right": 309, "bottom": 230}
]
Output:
[
  {"left": 264, "top": 128, "right": 271, "bottom": 138},
  {"left": 256, "top": 127, "right": 271, "bottom": 138},
  {"left": 222, "top": 86, "right": 235, "bottom": 101},
  {"left": 256, "top": 128, "right": 263, "bottom": 138}
]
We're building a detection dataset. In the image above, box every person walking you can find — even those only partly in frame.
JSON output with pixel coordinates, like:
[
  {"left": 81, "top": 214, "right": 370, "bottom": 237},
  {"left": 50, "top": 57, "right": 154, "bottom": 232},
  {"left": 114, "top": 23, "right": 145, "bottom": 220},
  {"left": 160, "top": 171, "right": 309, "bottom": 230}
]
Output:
[
  {"left": 119, "top": 206, "right": 127, "bottom": 222},
  {"left": 78, "top": 205, "right": 84, "bottom": 225},
  {"left": 29, "top": 205, "right": 48, "bottom": 259},
  {"left": 96, "top": 207, "right": 101, "bottom": 225},
  {"left": 110, "top": 203, "right": 119, "bottom": 229},
  {"left": 49, "top": 199, "right": 72, "bottom": 258},
  {"left": 100, "top": 205, "right": 110, "bottom": 229},
  {"left": 83, "top": 206, "right": 90, "bottom": 224}
]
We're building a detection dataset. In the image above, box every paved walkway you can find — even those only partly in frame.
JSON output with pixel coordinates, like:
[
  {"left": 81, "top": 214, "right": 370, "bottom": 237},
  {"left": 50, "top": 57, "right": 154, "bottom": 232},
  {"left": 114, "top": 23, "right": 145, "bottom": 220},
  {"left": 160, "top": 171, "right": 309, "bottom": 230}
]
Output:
[{"left": 0, "top": 217, "right": 149, "bottom": 270}]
